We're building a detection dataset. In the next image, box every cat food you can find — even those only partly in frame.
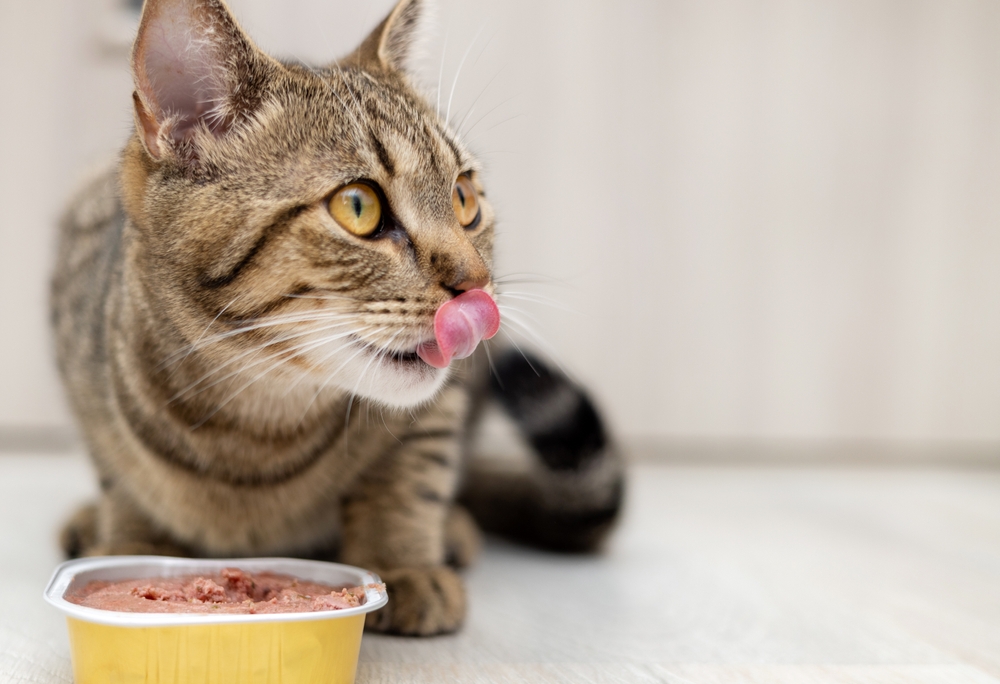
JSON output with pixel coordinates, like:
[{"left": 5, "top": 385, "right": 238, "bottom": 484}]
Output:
[
  {"left": 66, "top": 567, "right": 373, "bottom": 615},
  {"left": 47, "top": 556, "right": 389, "bottom": 684}
]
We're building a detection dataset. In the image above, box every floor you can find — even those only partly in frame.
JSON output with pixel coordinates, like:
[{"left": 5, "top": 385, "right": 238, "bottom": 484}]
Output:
[{"left": 2, "top": 453, "right": 1000, "bottom": 683}]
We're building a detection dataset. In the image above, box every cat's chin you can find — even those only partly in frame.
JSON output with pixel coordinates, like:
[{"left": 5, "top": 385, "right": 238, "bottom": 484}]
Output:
[{"left": 365, "top": 354, "right": 451, "bottom": 409}]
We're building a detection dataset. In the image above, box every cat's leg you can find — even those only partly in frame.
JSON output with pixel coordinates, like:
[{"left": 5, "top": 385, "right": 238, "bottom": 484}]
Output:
[
  {"left": 340, "top": 385, "right": 469, "bottom": 636},
  {"left": 75, "top": 490, "right": 190, "bottom": 557},
  {"left": 60, "top": 502, "right": 98, "bottom": 559},
  {"left": 444, "top": 504, "right": 481, "bottom": 569}
]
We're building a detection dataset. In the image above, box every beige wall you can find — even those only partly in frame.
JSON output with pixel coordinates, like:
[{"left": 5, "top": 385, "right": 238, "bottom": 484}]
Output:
[{"left": 3, "top": 0, "right": 1000, "bottom": 444}]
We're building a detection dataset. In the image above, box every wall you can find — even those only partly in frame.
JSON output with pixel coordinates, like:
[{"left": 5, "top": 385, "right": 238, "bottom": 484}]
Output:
[{"left": 2, "top": 0, "right": 999, "bottom": 446}]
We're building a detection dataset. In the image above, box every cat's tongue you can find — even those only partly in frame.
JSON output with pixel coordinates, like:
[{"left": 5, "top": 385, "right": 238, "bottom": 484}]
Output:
[{"left": 416, "top": 290, "right": 500, "bottom": 369}]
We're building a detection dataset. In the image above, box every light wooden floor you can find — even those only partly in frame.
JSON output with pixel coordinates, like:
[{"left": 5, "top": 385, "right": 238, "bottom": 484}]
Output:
[{"left": 2, "top": 453, "right": 999, "bottom": 683}]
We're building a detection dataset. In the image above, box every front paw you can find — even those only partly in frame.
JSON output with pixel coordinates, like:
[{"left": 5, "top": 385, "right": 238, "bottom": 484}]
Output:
[
  {"left": 61, "top": 503, "right": 98, "bottom": 559},
  {"left": 365, "top": 566, "right": 466, "bottom": 636},
  {"left": 81, "top": 541, "right": 190, "bottom": 557}
]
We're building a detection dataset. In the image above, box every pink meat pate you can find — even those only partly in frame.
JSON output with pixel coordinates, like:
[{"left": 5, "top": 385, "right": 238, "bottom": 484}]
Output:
[{"left": 66, "top": 568, "right": 378, "bottom": 615}]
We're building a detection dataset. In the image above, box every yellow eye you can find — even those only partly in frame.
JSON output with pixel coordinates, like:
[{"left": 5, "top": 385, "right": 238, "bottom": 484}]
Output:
[
  {"left": 452, "top": 175, "right": 480, "bottom": 228},
  {"left": 329, "top": 183, "right": 382, "bottom": 237}
]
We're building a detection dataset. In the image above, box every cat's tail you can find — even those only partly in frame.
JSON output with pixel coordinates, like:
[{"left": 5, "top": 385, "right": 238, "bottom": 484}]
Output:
[{"left": 460, "top": 349, "right": 625, "bottom": 552}]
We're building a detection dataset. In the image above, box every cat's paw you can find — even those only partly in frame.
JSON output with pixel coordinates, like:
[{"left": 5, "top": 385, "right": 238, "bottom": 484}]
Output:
[
  {"left": 445, "top": 505, "right": 481, "bottom": 569},
  {"left": 365, "top": 566, "right": 466, "bottom": 636},
  {"left": 81, "top": 541, "right": 190, "bottom": 557},
  {"left": 60, "top": 503, "right": 98, "bottom": 559}
]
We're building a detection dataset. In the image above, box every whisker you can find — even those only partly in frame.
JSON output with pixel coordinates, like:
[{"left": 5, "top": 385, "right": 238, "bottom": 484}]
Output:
[
  {"left": 301, "top": 59, "right": 366, "bottom": 135},
  {"left": 356, "top": 331, "right": 401, "bottom": 408},
  {"left": 188, "top": 328, "right": 368, "bottom": 430},
  {"left": 499, "top": 313, "right": 571, "bottom": 378},
  {"left": 455, "top": 64, "right": 507, "bottom": 138},
  {"left": 463, "top": 93, "right": 522, "bottom": 140},
  {"left": 225, "top": 310, "right": 358, "bottom": 328},
  {"left": 493, "top": 272, "right": 572, "bottom": 287},
  {"left": 296, "top": 340, "right": 373, "bottom": 431},
  {"left": 167, "top": 310, "right": 359, "bottom": 358},
  {"left": 157, "top": 295, "right": 241, "bottom": 373},
  {"left": 474, "top": 112, "right": 525, "bottom": 138},
  {"left": 282, "top": 292, "right": 360, "bottom": 302},
  {"left": 482, "top": 338, "right": 501, "bottom": 389},
  {"left": 171, "top": 324, "right": 366, "bottom": 403},
  {"left": 445, "top": 24, "right": 486, "bottom": 126},
  {"left": 161, "top": 312, "right": 344, "bottom": 365},
  {"left": 436, "top": 24, "right": 450, "bottom": 117},
  {"left": 277, "top": 325, "right": 380, "bottom": 398},
  {"left": 498, "top": 328, "right": 540, "bottom": 377},
  {"left": 331, "top": 60, "right": 367, "bottom": 129},
  {"left": 378, "top": 404, "right": 403, "bottom": 445},
  {"left": 497, "top": 303, "right": 546, "bottom": 328},
  {"left": 496, "top": 291, "right": 577, "bottom": 313},
  {"left": 356, "top": 331, "right": 404, "bottom": 432}
]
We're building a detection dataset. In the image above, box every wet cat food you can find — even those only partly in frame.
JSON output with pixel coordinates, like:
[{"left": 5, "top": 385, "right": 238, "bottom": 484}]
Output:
[{"left": 67, "top": 567, "right": 371, "bottom": 615}]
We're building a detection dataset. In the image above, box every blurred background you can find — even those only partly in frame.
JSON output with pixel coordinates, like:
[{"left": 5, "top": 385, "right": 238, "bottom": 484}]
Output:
[{"left": 2, "top": 0, "right": 1000, "bottom": 460}]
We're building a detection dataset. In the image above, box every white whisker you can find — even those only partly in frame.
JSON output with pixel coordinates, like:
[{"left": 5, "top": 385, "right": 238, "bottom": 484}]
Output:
[
  {"left": 445, "top": 24, "right": 486, "bottom": 126},
  {"left": 171, "top": 323, "right": 366, "bottom": 403},
  {"left": 473, "top": 112, "right": 525, "bottom": 139},
  {"left": 436, "top": 25, "right": 450, "bottom": 117},
  {"left": 302, "top": 59, "right": 366, "bottom": 136},
  {"left": 498, "top": 313, "right": 571, "bottom": 378},
  {"left": 188, "top": 326, "right": 371, "bottom": 430},
  {"left": 497, "top": 303, "right": 546, "bottom": 328},
  {"left": 296, "top": 340, "right": 373, "bottom": 431},
  {"left": 159, "top": 295, "right": 241, "bottom": 373},
  {"left": 462, "top": 93, "right": 522, "bottom": 141},
  {"left": 163, "top": 311, "right": 364, "bottom": 374},
  {"left": 456, "top": 64, "right": 507, "bottom": 138},
  {"left": 497, "top": 328, "right": 540, "bottom": 377},
  {"left": 170, "top": 310, "right": 359, "bottom": 357},
  {"left": 482, "top": 338, "right": 501, "bottom": 388},
  {"left": 496, "top": 291, "right": 576, "bottom": 314},
  {"left": 349, "top": 330, "right": 402, "bottom": 434}
]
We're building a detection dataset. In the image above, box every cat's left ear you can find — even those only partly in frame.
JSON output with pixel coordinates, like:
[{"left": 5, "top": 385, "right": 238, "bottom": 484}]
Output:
[{"left": 348, "top": 0, "right": 426, "bottom": 74}]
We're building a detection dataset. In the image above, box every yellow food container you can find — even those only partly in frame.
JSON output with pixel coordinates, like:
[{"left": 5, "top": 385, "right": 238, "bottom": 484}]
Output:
[{"left": 44, "top": 556, "right": 388, "bottom": 684}]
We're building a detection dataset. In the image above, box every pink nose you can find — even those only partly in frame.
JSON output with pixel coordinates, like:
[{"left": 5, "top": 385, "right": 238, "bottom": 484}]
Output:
[{"left": 416, "top": 290, "right": 501, "bottom": 368}]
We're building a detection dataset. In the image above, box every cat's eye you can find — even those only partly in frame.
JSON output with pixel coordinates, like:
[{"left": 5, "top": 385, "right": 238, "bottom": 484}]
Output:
[
  {"left": 329, "top": 183, "right": 382, "bottom": 237},
  {"left": 452, "top": 176, "right": 480, "bottom": 228}
]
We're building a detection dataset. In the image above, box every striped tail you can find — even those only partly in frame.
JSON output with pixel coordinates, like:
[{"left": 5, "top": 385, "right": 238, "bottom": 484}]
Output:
[{"left": 461, "top": 349, "right": 625, "bottom": 552}]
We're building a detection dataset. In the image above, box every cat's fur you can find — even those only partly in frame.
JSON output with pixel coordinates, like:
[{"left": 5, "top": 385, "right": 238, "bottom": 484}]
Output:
[{"left": 51, "top": 0, "right": 623, "bottom": 635}]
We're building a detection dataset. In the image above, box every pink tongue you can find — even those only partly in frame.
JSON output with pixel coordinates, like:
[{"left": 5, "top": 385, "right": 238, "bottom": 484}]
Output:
[{"left": 416, "top": 290, "right": 500, "bottom": 369}]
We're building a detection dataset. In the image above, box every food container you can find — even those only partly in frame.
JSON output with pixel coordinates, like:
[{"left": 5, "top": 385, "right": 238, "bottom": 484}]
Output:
[{"left": 44, "top": 556, "right": 388, "bottom": 684}]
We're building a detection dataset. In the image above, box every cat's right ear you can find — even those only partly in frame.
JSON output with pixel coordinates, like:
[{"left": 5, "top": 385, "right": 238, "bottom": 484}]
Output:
[
  {"left": 349, "top": 0, "right": 427, "bottom": 74},
  {"left": 131, "top": 0, "right": 276, "bottom": 161}
]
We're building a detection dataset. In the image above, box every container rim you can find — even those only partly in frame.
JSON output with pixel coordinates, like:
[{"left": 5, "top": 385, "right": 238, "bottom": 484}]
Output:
[{"left": 44, "top": 555, "right": 388, "bottom": 627}]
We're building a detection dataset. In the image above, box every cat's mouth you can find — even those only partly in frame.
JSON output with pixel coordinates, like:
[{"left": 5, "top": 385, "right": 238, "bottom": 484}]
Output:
[
  {"left": 348, "top": 290, "right": 500, "bottom": 373},
  {"left": 353, "top": 337, "right": 433, "bottom": 371},
  {"left": 385, "top": 348, "right": 422, "bottom": 366},
  {"left": 333, "top": 334, "right": 449, "bottom": 407}
]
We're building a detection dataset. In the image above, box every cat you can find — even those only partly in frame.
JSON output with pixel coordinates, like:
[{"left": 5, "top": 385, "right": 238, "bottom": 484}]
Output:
[{"left": 51, "top": 0, "right": 624, "bottom": 636}]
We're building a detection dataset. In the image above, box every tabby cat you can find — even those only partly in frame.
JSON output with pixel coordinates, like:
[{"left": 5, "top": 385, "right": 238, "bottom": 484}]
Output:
[{"left": 51, "top": 0, "right": 623, "bottom": 635}]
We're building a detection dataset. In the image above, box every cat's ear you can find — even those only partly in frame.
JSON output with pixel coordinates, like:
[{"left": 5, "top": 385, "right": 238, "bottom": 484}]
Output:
[
  {"left": 131, "top": 0, "right": 275, "bottom": 161},
  {"left": 349, "top": 0, "right": 426, "bottom": 74}
]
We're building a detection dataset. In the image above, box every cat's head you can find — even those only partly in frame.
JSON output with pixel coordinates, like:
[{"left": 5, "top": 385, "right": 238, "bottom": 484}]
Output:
[{"left": 121, "top": 0, "right": 497, "bottom": 410}]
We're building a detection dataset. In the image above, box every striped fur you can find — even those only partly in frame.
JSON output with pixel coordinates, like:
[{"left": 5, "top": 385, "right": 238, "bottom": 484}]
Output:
[{"left": 51, "top": 0, "right": 623, "bottom": 636}]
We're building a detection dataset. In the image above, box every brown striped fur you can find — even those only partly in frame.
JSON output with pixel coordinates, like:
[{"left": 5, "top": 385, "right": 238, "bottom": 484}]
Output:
[{"left": 52, "top": 0, "right": 623, "bottom": 637}]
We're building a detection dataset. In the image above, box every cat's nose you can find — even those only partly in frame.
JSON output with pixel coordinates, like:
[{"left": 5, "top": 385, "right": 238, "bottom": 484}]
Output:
[
  {"left": 428, "top": 248, "right": 490, "bottom": 297},
  {"left": 449, "top": 273, "right": 490, "bottom": 294},
  {"left": 439, "top": 263, "right": 490, "bottom": 298},
  {"left": 442, "top": 274, "right": 489, "bottom": 299}
]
